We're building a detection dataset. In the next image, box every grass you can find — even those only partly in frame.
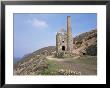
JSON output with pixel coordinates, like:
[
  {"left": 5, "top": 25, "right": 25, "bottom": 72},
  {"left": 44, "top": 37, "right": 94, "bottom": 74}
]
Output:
[
  {"left": 41, "top": 55, "right": 97, "bottom": 75},
  {"left": 73, "top": 55, "right": 97, "bottom": 65},
  {"left": 41, "top": 59, "right": 59, "bottom": 75}
]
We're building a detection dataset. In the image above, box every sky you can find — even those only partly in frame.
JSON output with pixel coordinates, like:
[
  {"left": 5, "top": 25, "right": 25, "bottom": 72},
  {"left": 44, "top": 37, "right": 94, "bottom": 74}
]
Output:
[{"left": 14, "top": 13, "right": 97, "bottom": 59}]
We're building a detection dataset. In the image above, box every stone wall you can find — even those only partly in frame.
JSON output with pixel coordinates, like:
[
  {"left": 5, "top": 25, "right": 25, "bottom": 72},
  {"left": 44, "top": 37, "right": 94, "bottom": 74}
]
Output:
[{"left": 67, "top": 16, "right": 73, "bottom": 52}]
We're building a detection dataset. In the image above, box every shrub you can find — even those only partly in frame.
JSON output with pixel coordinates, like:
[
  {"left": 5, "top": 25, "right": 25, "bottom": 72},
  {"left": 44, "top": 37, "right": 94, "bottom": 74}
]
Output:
[{"left": 86, "top": 45, "right": 97, "bottom": 56}]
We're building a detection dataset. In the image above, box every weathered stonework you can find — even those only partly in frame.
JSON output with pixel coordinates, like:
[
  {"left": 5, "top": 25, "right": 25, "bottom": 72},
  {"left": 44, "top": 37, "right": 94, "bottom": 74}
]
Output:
[
  {"left": 56, "top": 16, "right": 73, "bottom": 57},
  {"left": 67, "top": 16, "right": 73, "bottom": 52}
]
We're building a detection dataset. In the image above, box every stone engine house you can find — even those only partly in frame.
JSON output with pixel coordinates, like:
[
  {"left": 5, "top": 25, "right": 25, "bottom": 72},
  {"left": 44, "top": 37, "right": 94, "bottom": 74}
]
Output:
[{"left": 56, "top": 16, "right": 73, "bottom": 54}]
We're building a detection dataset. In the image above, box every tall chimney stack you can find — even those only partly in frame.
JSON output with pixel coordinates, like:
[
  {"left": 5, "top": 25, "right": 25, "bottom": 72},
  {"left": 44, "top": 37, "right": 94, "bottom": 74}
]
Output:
[{"left": 67, "top": 16, "right": 73, "bottom": 52}]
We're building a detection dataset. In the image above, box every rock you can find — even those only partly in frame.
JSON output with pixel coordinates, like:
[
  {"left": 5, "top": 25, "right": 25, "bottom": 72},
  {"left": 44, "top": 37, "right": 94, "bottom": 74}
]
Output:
[{"left": 14, "top": 55, "right": 48, "bottom": 75}]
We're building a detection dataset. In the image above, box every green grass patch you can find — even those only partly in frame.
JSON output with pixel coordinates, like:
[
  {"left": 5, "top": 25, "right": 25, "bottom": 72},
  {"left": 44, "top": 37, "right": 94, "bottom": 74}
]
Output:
[
  {"left": 41, "top": 59, "right": 59, "bottom": 75},
  {"left": 73, "top": 55, "right": 97, "bottom": 65}
]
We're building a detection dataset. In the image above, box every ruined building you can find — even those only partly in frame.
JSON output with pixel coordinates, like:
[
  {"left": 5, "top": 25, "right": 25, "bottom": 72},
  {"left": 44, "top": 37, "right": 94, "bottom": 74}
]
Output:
[{"left": 56, "top": 16, "right": 73, "bottom": 55}]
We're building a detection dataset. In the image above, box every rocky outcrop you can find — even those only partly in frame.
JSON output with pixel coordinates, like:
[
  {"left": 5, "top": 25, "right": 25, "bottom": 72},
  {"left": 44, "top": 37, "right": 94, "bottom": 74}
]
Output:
[
  {"left": 73, "top": 29, "right": 97, "bottom": 56},
  {"left": 14, "top": 55, "right": 48, "bottom": 75}
]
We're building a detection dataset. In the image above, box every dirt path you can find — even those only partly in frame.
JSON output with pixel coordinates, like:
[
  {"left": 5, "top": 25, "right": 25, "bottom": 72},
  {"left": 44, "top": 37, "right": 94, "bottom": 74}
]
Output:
[
  {"left": 47, "top": 56, "right": 80, "bottom": 61},
  {"left": 46, "top": 56, "right": 97, "bottom": 75}
]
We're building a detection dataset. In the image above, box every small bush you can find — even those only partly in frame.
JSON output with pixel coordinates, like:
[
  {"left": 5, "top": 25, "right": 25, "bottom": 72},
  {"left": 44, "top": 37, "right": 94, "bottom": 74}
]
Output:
[{"left": 86, "top": 45, "right": 97, "bottom": 56}]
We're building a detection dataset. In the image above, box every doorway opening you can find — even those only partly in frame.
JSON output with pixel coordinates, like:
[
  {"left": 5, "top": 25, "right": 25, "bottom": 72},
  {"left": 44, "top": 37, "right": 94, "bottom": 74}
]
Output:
[
  {"left": 62, "top": 46, "right": 65, "bottom": 51},
  {"left": 83, "top": 53, "right": 86, "bottom": 55}
]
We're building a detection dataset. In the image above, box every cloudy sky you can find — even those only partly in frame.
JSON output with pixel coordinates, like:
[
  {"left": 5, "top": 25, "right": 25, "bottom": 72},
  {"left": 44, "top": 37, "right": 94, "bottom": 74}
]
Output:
[{"left": 14, "top": 13, "right": 97, "bottom": 59}]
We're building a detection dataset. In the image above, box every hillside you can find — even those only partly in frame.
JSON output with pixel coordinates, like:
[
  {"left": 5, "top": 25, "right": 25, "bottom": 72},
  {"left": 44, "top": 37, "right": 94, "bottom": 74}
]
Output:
[
  {"left": 14, "top": 29, "right": 97, "bottom": 75},
  {"left": 74, "top": 29, "right": 97, "bottom": 42},
  {"left": 73, "top": 29, "right": 97, "bottom": 55},
  {"left": 13, "top": 46, "right": 56, "bottom": 75},
  {"left": 33, "top": 46, "right": 56, "bottom": 56}
]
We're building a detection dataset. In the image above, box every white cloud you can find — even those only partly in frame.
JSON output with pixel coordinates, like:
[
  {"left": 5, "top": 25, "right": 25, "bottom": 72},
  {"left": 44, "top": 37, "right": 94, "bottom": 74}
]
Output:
[{"left": 28, "top": 18, "right": 48, "bottom": 29}]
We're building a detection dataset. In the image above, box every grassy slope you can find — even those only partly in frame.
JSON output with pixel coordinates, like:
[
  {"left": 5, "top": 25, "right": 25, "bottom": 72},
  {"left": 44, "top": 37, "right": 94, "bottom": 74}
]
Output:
[{"left": 41, "top": 55, "right": 97, "bottom": 75}]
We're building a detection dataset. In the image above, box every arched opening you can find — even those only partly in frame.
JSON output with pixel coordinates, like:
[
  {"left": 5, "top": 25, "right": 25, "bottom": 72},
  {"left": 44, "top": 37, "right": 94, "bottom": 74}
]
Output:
[{"left": 62, "top": 46, "right": 65, "bottom": 51}]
